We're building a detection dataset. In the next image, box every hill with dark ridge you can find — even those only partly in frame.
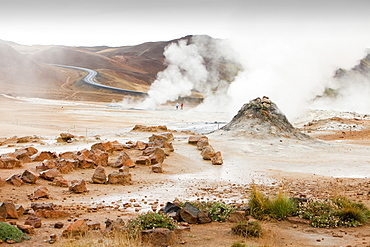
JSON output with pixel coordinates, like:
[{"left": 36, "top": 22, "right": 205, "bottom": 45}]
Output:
[{"left": 220, "top": 96, "right": 311, "bottom": 140}]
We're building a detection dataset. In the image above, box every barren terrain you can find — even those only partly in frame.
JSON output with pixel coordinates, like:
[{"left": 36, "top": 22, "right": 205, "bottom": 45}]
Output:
[{"left": 1, "top": 93, "right": 370, "bottom": 246}]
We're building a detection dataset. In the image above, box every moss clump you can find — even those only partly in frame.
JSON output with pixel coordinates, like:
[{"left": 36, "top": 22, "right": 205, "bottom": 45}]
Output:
[
  {"left": 189, "top": 201, "right": 235, "bottom": 222},
  {"left": 0, "top": 221, "right": 30, "bottom": 242},
  {"left": 231, "top": 221, "right": 262, "bottom": 237}
]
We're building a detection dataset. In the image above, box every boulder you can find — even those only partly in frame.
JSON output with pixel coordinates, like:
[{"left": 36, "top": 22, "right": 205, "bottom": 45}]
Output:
[
  {"left": 93, "top": 150, "right": 109, "bottom": 167},
  {"left": 0, "top": 202, "right": 18, "bottom": 219},
  {"left": 31, "top": 203, "right": 54, "bottom": 211},
  {"left": 135, "top": 156, "right": 151, "bottom": 166},
  {"left": 15, "top": 205, "right": 24, "bottom": 217},
  {"left": 135, "top": 141, "right": 147, "bottom": 150},
  {"left": 188, "top": 135, "right": 206, "bottom": 145},
  {"left": 141, "top": 228, "right": 177, "bottom": 247},
  {"left": 200, "top": 145, "right": 216, "bottom": 160},
  {"left": 36, "top": 159, "right": 58, "bottom": 171},
  {"left": 17, "top": 224, "right": 35, "bottom": 234},
  {"left": 111, "top": 140, "right": 126, "bottom": 151},
  {"left": 62, "top": 219, "right": 88, "bottom": 237},
  {"left": 149, "top": 133, "right": 174, "bottom": 143},
  {"left": 59, "top": 151, "right": 78, "bottom": 160},
  {"left": 91, "top": 141, "right": 113, "bottom": 154},
  {"left": 50, "top": 177, "right": 69, "bottom": 187},
  {"left": 25, "top": 216, "right": 42, "bottom": 228},
  {"left": 211, "top": 151, "right": 223, "bottom": 165},
  {"left": 20, "top": 170, "right": 38, "bottom": 184},
  {"left": 39, "top": 169, "right": 63, "bottom": 181},
  {"left": 0, "top": 157, "right": 22, "bottom": 169},
  {"left": 57, "top": 133, "right": 75, "bottom": 143},
  {"left": 180, "top": 202, "right": 199, "bottom": 224},
  {"left": 6, "top": 174, "right": 23, "bottom": 186},
  {"left": 31, "top": 151, "right": 57, "bottom": 162},
  {"left": 197, "top": 137, "right": 209, "bottom": 150},
  {"left": 77, "top": 149, "right": 96, "bottom": 169},
  {"left": 69, "top": 179, "right": 88, "bottom": 193},
  {"left": 56, "top": 158, "right": 78, "bottom": 173},
  {"left": 33, "top": 186, "right": 50, "bottom": 199},
  {"left": 163, "top": 202, "right": 181, "bottom": 221},
  {"left": 54, "top": 222, "right": 64, "bottom": 228},
  {"left": 149, "top": 148, "right": 165, "bottom": 164},
  {"left": 151, "top": 164, "right": 164, "bottom": 173},
  {"left": 131, "top": 125, "right": 168, "bottom": 132},
  {"left": 15, "top": 147, "right": 38, "bottom": 156},
  {"left": 112, "top": 152, "right": 135, "bottom": 168},
  {"left": 107, "top": 172, "right": 132, "bottom": 185},
  {"left": 92, "top": 167, "right": 107, "bottom": 184},
  {"left": 198, "top": 211, "right": 212, "bottom": 224}
]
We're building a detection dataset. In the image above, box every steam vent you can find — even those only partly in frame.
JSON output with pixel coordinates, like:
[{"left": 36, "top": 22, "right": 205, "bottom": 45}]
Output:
[{"left": 221, "top": 96, "right": 310, "bottom": 140}]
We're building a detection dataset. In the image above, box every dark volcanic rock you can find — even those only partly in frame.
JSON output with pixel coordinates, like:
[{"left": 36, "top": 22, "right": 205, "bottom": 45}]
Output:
[{"left": 221, "top": 96, "right": 310, "bottom": 140}]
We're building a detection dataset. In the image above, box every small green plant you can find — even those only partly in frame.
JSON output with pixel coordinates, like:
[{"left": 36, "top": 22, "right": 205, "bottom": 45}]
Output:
[
  {"left": 0, "top": 221, "right": 30, "bottom": 243},
  {"left": 296, "top": 196, "right": 370, "bottom": 228},
  {"left": 249, "top": 186, "right": 296, "bottom": 220},
  {"left": 231, "top": 221, "right": 262, "bottom": 237},
  {"left": 190, "top": 201, "right": 235, "bottom": 222},
  {"left": 127, "top": 212, "right": 176, "bottom": 231},
  {"left": 230, "top": 241, "right": 247, "bottom": 247}
]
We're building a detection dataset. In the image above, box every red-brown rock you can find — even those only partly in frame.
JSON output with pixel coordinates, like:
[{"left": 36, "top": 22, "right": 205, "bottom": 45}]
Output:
[
  {"left": 6, "top": 174, "right": 23, "bottom": 186},
  {"left": 141, "top": 228, "right": 178, "bottom": 247},
  {"left": 59, "top": 151, "right": 78, "bottom": 160},
  {"left": 149, "top": 148, "right": 165, "bottom": 164},
  {"left": 151, "top": 164, "right": 164, "bottom": 173},
  {"left": 69, "top": 179, "right": 88, "bottom": 193},
  {"left": 36, "top": 159, "right": 58, "bottom": 171},
  {"left": 50, "top": 177, "right": 69, "bottom": 187},
  {"left": 112, "top": 152, "right": 135, "bottom": 168},
  {"left": 31, "top": 151, "right": 58, "bottom": 162},
  {"left": 17, "top": 224, "right": 35, "bottom": 234},
  {"left": 62, "top": 219, "right": 88, "bottom": 237},
  {"left": 39, "top": 169, "right": 63, "bottom": 181},
  {"left": 33, "top": 186, "right": 50, "bottom": 199},
  {"left": 135, "top": 156, "right": 151, "bottom": 166},
  {"left": 56, "top": 158, "right": 78, "bottom": 173},
  {"left": 20, "top": 170, "right": 38, "bottom": 184},
  {"left": 135, "top": 141, "right": 147, "bottom": 150},
  {"left": 0, "top": 157, "right": 22, "bottom": 169},
  {"left": 188, "top": 135, "right": 206, "bottom": 144},
  {"left": 0, "top": 202, "right": 18, "bottom": 219},
  {"left": 92, "top": 166, "right": 107, "bottom": 184},
  {"left": 25, "top": 216, "right": 42, "bottom": 228},
  {"left": 107, "top": 172, "right": 132, "bottom": 185},
  {"left": 197, "top": 137, "right": 209, "bottom": 150},
  {"left": 211, "top": 151, "right": 223, "bottom": 165},
  {"left": 91, "top": 141, "right": 114, "bottom": 153},
  {"left": 201, "top": 145, "right": 216, "bottom": 160}
]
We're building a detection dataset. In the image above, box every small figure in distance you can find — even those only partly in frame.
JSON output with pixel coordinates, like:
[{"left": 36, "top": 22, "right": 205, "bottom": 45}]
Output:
[
  {"left": 176, "top": 103, "right": 179, "bottom": 110},
  {"left": 180, "top": 103, "right": 184, "bottom": 110}
]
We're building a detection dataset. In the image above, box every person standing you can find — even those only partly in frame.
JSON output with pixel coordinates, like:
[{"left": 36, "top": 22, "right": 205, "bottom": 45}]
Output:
[
  {"left": 180, "top": 103, "right": 184, "bottom": 110},
  {"left": 176, "top": 103, "right": 179, "bottom": 110}
]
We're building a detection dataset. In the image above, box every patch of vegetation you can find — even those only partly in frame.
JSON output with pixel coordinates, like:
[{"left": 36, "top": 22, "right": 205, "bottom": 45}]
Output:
[
  {"left": 231, "top": 221, "right": 262, "bottom": 238},
  {"left": 230, "top": 241, "right": 247, "bottom": 247},
  {"left": 0, "top": 221, "right": 30, "bottom": 243},
  {"left": 127, "top": 212, "right": 176, "bottom": 231},
  {"left": 190, "top": 201, "right": 235, "bottom": 222},
  {"left": 296, "top": 196, "right": 370, "bottom": 228},
  {"left": 249, "top": 187, "right": 296, "bottom": 220}
]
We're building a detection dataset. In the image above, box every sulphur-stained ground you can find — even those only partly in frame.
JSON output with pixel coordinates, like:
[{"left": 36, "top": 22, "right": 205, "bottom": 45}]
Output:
[{"left": 1, "top": 94, "right": 370, "bottom": 246}]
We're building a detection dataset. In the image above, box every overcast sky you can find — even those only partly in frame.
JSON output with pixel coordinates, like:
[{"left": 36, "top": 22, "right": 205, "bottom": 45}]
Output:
[{"left": 1, "top": 0, "right": 370, "bottom": 47}]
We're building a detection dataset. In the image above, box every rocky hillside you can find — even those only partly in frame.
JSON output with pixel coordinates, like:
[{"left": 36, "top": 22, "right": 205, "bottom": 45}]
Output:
[
  {"left": 220, "top": 97, "right": 311, "bottom": 140},
  {"left": 0, "top": 41, "right": 69, "bottom": 96}
]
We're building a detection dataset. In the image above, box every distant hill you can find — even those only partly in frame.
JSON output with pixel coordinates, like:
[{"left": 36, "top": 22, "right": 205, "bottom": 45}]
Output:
[{"left": 0, "top": 35, "right": 239, "bottom": 101}]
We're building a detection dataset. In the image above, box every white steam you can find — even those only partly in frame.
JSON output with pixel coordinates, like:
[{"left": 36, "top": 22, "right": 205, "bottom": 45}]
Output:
[{"left": 140, "top": 36, "right": 240, "bottom": 109}]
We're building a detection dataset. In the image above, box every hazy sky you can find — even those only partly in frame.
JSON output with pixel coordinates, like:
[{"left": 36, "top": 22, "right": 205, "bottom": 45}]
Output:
[{"left": 1, "top": 0, "right": 370, "bottom": 46}]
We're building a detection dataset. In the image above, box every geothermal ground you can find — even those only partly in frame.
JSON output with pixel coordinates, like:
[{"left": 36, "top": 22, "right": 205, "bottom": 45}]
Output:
[{"left": 1, "top": 94, "right": 370, "bottom": 246}]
